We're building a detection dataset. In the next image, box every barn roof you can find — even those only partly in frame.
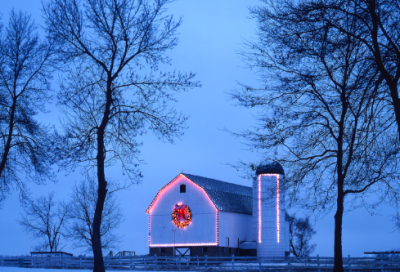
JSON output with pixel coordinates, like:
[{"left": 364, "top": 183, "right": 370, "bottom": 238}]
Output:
[
  {"left": 183, "top": 173, "right": 253, "bottom": 215},
  {"left": 256, "top": 161, "right": 285, "bottom": 175},
  {"left": 145, "top": 173, "right": 253, "bottom": 215}
]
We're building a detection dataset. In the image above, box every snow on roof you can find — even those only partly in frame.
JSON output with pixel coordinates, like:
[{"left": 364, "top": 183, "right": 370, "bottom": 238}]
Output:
[{"left": 182, "top": 173, "right": 253, "bottom": 215}]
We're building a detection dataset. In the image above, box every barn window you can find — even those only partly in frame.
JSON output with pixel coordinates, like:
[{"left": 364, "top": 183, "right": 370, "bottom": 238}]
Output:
[
  {"left": 180, "top": 184, "right": 186, "bottom": 193},
  {"left": 202, "top": 247, "right": 207, "bottom": 253},
  {"left": 160, "top": 248, "right": 165, "bottom": 253}
]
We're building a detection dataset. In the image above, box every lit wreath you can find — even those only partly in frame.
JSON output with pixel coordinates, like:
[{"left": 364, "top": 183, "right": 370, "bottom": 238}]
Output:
[{"left": 172, "top": 204, "right": 192, "bottom": 228}]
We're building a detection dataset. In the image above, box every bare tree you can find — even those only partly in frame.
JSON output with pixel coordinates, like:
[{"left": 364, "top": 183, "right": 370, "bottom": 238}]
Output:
[
  {"left": 42, "top": 0, "right": 199, "bottom": 270},
  {"left": 299, "top": 0, "right": 400, "bottom": 142},
  {"left": 232, "top": 1, "right": 400, "bottom": 271},
  {"left": 67, "top": 177, "right": 123, "bottom": 253},
  {"left": 288, "top": 0, "right": 400, "bottom": 240},
  {"left": 19, "top": 192, "right": 70, "bottom": 252},
  {"left": 288, "top": 215, "right": 316, "bottom": 257},
  {"left": 0, "top": 10, "right": 55, "bottom": 206}
]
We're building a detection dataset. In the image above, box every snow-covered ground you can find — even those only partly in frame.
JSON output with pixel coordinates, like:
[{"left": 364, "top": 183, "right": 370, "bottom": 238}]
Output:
[
  {"left": 0, "top": 268, "right": 91, "bottom": 272},
  {"left": 0, "top": 268, "right": 193, "bottom": 272}
]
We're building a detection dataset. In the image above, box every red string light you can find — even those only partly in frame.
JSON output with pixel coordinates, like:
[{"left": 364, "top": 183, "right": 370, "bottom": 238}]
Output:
[{"left": 258, "top": 174, "right": 280, "bottom": 244}]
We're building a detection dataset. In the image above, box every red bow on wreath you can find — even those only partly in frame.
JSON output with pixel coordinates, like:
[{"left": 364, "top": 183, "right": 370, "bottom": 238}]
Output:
[{"left": 174, "top": 204, "right": 187, "bottom": 221}]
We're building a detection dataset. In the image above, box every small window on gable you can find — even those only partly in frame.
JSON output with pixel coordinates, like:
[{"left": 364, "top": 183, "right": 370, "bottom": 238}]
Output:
[{"left": 180, "top": 184, "right": 186, "bottom": 193}]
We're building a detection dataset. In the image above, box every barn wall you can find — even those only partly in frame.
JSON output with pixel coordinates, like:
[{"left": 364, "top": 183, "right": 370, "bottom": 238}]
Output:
[
  {"left": 149, "top": 175, "right": 217, "bottom": 246},
  {"left": 218, "top": 211, "right": 252, "bottom": 248}
]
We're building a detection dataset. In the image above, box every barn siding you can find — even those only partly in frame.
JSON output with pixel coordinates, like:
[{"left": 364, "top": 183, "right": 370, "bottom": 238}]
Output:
[
  {"left": 149, "top": 175, "right": 217, "bottom": 246},
  {"left": 218, "top": 211, "right": 252, "bottom": 248}
]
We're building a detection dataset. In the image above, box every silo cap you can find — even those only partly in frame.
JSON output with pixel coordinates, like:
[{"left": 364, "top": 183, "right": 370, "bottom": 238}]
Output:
[{"left": 255, "top": 161, "right": 285, "bottom": 175}]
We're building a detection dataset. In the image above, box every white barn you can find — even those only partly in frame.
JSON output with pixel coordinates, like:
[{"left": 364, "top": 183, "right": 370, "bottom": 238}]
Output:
[{"left": 146, "top": 162, "right": 290, "bottom": 257}]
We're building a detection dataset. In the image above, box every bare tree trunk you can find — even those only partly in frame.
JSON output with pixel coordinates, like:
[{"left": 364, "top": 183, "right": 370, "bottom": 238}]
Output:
[
  {"left": 93, "top": 129, "right": 107, "bottom": 272},
  {"left": 92, "top": 77, "right": 113, "bottom": 272},
  {"left": 333, "top": 184, "right": 344, "bottom": 272},
  {"left": 92, "top": 182, "right": 106, "bottom": 271},
  {"left": 49, "top": 235, "right": 53, "bottom": 252},
  {"left": 388, "top": 84, "right": 400, "bottom": 141},
  {"left": 0, "top": 98, "right": 16, "bottom": 178},
  {"left": 333, "top": 90, "right": 347, "bottom": 272},
  {"left": 333, "top": 156, "right": 345, "bottom": 272}
]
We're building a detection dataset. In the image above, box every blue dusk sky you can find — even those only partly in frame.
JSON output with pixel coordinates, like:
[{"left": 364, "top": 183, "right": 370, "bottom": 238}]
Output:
[{"left": 0, "top": 0, "right": 399, "bottom": 257}]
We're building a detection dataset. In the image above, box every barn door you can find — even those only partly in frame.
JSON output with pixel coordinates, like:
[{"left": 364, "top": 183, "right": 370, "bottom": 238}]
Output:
[{"left": 175, "top": 247, "right": 191, "bottom": 256}]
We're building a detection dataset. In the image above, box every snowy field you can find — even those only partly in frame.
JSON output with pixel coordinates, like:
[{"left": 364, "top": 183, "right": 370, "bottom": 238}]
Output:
[
  {"left": 0, "top": 268, "right": 193, "bottom": 272},
  {"left": 0, "top": 269, "right": 92, "bottom": 272}
]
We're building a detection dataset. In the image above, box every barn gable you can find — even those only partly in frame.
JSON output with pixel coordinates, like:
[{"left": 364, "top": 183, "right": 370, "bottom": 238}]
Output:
[{"left": 147, "top": 173, "right": 218, "bottom": 247}]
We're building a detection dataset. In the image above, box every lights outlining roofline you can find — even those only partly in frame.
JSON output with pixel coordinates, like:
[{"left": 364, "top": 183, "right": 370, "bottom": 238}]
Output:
[
  {"left": 146, "top": 174, "right": 217, "bottom": 214},
  {"left": 150, "top": 242, "right": 218, "bottom": 247},
  {"left": 257, "top": 174, "right": 280, "bottom": 244}
]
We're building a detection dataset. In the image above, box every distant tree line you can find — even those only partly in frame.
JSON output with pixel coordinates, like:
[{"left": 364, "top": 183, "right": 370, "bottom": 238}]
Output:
[{"left": 19, "top": 178, "right": 123, "bottom": 254}]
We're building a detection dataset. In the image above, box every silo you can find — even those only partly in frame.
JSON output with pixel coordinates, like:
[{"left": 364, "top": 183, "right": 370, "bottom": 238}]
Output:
[{"left": 252, "top": 161, "right": 286, "bottom": 257}]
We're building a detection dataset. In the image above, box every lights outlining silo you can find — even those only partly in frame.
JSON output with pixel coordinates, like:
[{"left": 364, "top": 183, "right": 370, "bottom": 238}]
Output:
[
  {"left": 253, "top": 161, "right": 286, "bottom": 257},
  {"left": 276, "top": 175, "right": 280, "bottom": 243}
]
